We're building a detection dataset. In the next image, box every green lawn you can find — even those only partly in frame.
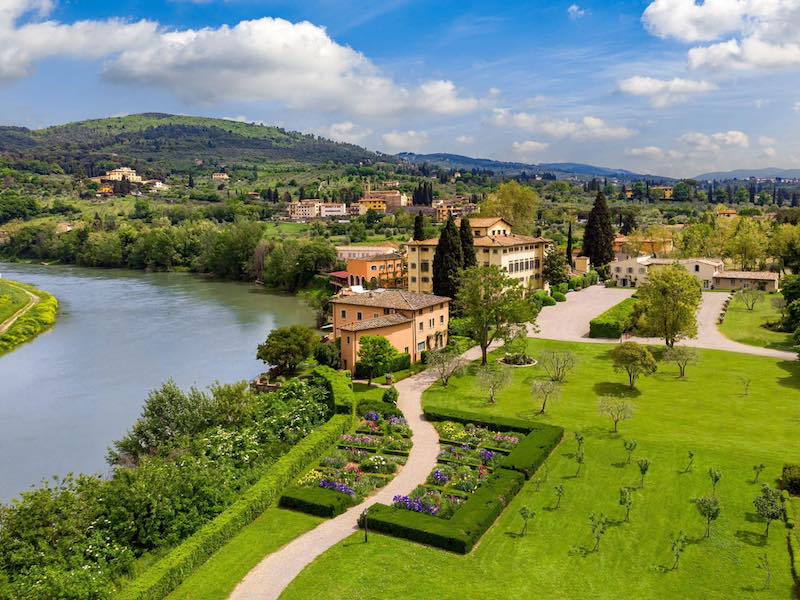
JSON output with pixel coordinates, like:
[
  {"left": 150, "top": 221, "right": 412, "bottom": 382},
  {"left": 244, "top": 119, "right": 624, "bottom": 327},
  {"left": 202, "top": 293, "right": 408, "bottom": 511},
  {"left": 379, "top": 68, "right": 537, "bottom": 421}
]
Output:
[
  {"left": 0, "top": 280, "right": 30, "bottom": 323},
  {"left": 281, "top": 339, "right": 800, "bottom": 600},
  {"left": 166, "top": 509, "right": 321, "bottom": 600},
  {"left": 719, "top": 293, "right": 794, "bottom": 351}
]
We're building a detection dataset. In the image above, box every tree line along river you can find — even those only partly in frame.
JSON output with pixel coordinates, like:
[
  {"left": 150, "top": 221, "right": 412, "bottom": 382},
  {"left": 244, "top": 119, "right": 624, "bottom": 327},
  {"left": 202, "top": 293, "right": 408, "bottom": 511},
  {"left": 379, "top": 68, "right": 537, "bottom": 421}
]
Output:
[{"left": 0, "top": 262, "right": 314, "bottom": 503}]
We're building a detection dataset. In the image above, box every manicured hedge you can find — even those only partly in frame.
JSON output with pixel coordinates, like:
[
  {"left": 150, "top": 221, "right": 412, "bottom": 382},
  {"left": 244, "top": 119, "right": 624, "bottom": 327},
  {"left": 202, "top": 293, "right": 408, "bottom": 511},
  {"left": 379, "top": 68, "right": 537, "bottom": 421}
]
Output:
[
  {"left": 357, "top": 398, "right": 403, "bottom": 419},
  {"left": 280, "top": 485, "right": 355, "bottom": 517},
  {"left": 551, "top": 291, "right": 566, "bottom": 302},
  {"left": 785, "top": 491, "right": 800, "bottom": 587},
  {"left": 784, "top": 464, "right": 800, "bottom": 495},
  {"left": 310, "top": 366, "right": 355, "bottom": 415},
  {"left": 424, "top": 406, "right": 542, "bottom": 433},
  {"left": 501, "top": 425, "right": 564, "bottom": 479},
  {"left": 365, "top": 469, "right": 525, "bottom": 553},
  {"left": 118, "top": 413, "right": 352, "bottom": 600},
  {"left": 589, "top": 297, "right": 637, "bottom": 338},
  {"left": 534, "top": 291, "right": 556, "bottom": 307}
]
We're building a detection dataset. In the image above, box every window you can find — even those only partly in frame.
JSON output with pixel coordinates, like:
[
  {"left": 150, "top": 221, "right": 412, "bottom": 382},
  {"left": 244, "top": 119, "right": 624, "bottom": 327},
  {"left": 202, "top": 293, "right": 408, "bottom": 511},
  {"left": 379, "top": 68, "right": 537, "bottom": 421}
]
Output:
[
  {"left": 419, "top": 322, "right": 424, "bottom": 331},
  {"left": 627, "top": 267, "right": 633, "bottom": 274},
  {"left": 421, "top": 276, "right": 429, "bottom": 282},
  {"left": 429, "top": 318, "right": 434, "bottom": 327},
  {"left": 694, "top": 265, "right": 700, "bottom": 272},
  {"left": 370, "top": 265, "right": 377, "bottom": 271},
  {"left": 411, "top": 262, "right": 416, "bottom": 269},
  {"left": 346, "top": 336, "right": 350, "bottom": 344},
  {"left": 341, "top": 309, "right": 347, "bottom": 318},
  {"left": 440, "top": 315, "right": 444, "bottom": 324},
  {"left": 639, "top": 268, "right": 646, "bottom": 274},
  {"left": 357, "top": 312, "right": 362, "bottom": 320},
  {"left": 411, "top": 276, "right": 417, "bottom": 282},
  {"left": 417, "top": 341, "right": 426, "bottom": 352},
  {"left": 421, "top": 261, "right": 429, "bottom": 272},
  {"left": 615, "top": 267, "right": 621, "bottom": 273},
  {"left": 404, "top": 347, "right": 409, "bottom": 354}
]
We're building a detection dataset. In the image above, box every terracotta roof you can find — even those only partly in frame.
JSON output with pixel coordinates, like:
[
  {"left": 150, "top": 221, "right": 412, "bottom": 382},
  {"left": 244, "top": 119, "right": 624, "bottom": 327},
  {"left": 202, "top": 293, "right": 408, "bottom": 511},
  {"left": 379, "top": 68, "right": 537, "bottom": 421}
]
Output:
[
  {"left": 332, "top": 289, "right": 450, "bottom": 310},
  {"left": 326, "top": 271, "right": 350, "bottom": 278},
  {"left": 455, "top": 217, "right": 510, "bottom": 228},
  {"left": 339, "top": 313, "right": 412, "bottom": 332},
  {"left": 715, "top": 270, "right": 779, "bottom": 281},
  {"left": 407, "top": 233, "right": 550, "bottom": 248},
  {"left": 348, "top": 252, "right": 402, "bottom": 261}
]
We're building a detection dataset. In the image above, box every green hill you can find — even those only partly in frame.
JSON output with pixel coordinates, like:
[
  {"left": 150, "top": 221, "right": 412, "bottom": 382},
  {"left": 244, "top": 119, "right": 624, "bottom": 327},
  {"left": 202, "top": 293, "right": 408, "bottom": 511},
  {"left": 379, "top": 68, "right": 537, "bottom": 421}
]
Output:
[{"left": 0, "top": 113, "right": 377, "bottom": 175}]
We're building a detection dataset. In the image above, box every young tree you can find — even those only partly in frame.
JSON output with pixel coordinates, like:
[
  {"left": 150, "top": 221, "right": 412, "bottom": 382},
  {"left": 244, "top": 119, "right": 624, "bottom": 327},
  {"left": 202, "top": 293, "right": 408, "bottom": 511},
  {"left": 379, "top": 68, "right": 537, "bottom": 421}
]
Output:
[
  {"left": 432, "top": 215, "right": 463, "bottom": 299},
  {"left": 637, "top": 457, "right": 651, "bottom": 488},
  {"left": 583, "top": 191, "right": 615, "bottom": 272},
  {"left": 565, "top": 221, "right": 574, "bottom": 267},
  {"left": 413, "top": 213, "right": 425, "bottom": 241},
  {"left": 736, "top": 288, "right": 764, "bottom": 311},
  {"left": 663, "top": 346, "right": 698, "bottom": 379},
  {"left": 456, "top": 265, "right": 537, "bottom": 365},
  {"left": 619, "top": 487, "right": 633, "bottom": 521},
  {"left": 428, "top": 348, "right": 462, "bottom": 388},
  {"left": 589, "top": 512, "right": 609, "bottom": 551},
  {"left": 459, "top": 216, "right": 477, "bottom": 268},
  {"left": 708, "top": 467, "right": 722, "bottom": 496},
  {"left": 695, "top": 496, "right": 721, "bottom": 538},
  {"left": 518, "top": 506, "right": 534, "bottom": 536},
  {"left": 542, "top": 252, "right": 570, "bottom": 286},
  {"left": 757, "top": 554, "right": 771, "bottom": 590},
  {"left": 477, "top": 364, "right": 511, "bottom": 404},
  {"left": 771, "top": 296, "right": 788, "bottom": 322},
  {"left": 575, "top": 449, "right": 585, "bottom": 476},
  {"left": 599, "top": 397, "right": 634, "bottom": 433},
  {"left": 610, "top": 342, "right": 657, "bottom": 389},
  {"left": 531, "top": 379, "right": 560, "bottom": 414},
  {"left": 357, "top": 336, "right": 398, "bottom": 385},
  {"left": 574, "top": 432, "right": 585, "bottom": 451},
  {"left": 684, "top": 450, "right": 695, "bottom": 473},
  {"left": 753, "top": 485, "right": 783, "bottom": 537},
  {"left": 623, "top": 439, "right": 638, "bottom": 465},
  {"left": 670, "top": 531, "right": 688, "bottom": 570},
  {"left": 753, "top": 463, "right": 766, "bottom": 483},
  {"left": 256, "top": 325, "right": 317, "bottom": 376},
  {"left": 554, "top": 483, "right": 565, "bottom": 509},
  {"left": 636, "top": 265, "right": 703, "bottom": 347},
  {"left": 539, "top": 350, "right": 576, "bottom": 383}
]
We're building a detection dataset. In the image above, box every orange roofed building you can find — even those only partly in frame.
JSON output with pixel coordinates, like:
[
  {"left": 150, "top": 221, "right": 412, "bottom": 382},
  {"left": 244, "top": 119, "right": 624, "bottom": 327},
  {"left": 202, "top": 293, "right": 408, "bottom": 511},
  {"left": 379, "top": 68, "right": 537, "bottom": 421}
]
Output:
[
  {"left": 344, "top": 253, "right": 405, "bottom": 288},
  {"left": 331, "top": 289, "right": 450, "bottom": 373}
]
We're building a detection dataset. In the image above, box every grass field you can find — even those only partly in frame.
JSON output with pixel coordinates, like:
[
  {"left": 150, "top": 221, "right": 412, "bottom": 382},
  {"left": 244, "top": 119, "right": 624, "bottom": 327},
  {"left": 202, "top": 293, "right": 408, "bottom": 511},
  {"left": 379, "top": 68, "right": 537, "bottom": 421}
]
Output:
[
  {"left": 719, "top": 293, "right": 794, "bottom": 351},
  {"left": 281, "top": 339, "right": 800, "bottom": 600},
  {"left": 0, "top": 280, "right": 31, "bottom": 323},
  {"left": 0, "top": 280, "right": 58, "bottom": 356}
]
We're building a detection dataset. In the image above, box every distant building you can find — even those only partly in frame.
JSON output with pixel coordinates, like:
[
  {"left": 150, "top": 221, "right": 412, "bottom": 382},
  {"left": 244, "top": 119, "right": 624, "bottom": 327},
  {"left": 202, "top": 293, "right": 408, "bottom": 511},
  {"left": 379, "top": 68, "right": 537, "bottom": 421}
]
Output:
[
  {"left": 97, "top": 185, "right": 114, "bottom": 197},
  {"left": 650, "top": 185, "right": 673, "bottom": 200},
  {"left": 611, "top": 256, "right": 723, "bottom": 290},
  {"left": 336, "top": 244, "right": 400, "bottom": 261},
  {"left": 212, "top": 172, "right": 230, "bottom": 182},
  {"left": 319, "top": 203, "right": 347, "bottom": 218},
  {"left": 345, "top": 253, "right": 405, "bottom": 288},
  {"left": 716, "top": 208, "right": 738, "bottom": 219},
  {"left": 331, "top": 289, "right": 450, "bottom": 373},
  {"left": 288, "top": 201, "right": 321, "bottom": 220},
  {"left": 358, "top": 197, "right": 387, "bottom": 214},
  {"left": 713, "top": 271, "right": 780, "bottom": 293},
  {"left": 144, "top": 180, "right": 170, "bottom": 192},
  {"left": 405, "top": 217, "right": 550, "bottom": 293},
  {"left": 612, "top": 235, "right": 674, "bottom": 260},
  {"left": 105, "top": 167, "right": 142, "bottom": 183}
]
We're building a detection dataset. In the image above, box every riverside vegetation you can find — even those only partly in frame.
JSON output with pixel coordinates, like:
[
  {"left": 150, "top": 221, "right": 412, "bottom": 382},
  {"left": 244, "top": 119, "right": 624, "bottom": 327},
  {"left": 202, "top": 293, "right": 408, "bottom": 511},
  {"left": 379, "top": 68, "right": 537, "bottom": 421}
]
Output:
[{"left": 0, "top": 280, "right": 58, "bottom": 355}]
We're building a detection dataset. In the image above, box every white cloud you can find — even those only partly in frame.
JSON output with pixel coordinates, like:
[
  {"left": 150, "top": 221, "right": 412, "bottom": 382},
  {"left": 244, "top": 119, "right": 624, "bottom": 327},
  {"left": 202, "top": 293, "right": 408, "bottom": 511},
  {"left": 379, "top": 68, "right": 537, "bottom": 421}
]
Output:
[
  {"left": 760, "top": 146, "right": 777, "bottom": 158},
  {"left": 567, "top": 4, "right": 586, "bottom": 20},
  {"left": 0, "top": 7, "right": 479, "bottom": 119},
  {"left": 319, "top": 122, "right": 373, "bottom": 144},
  {"left": 512, "top": 140, "right": 549, "bottom": 158},
  {"left": 794, "top": 102, "right": 800, "bottom": 113},
  {"left": 678, "top": 129, "right": 749, "bottom": 153},
  {"left": 455, "top": 135, "right": 474, "bottom": 145},
  {"left": 643, "top": 1, "right": 800, "bottom": 72},
  {"left": 617, "top": 75, "right": 716, "bottom": 107},
  {"left": 758, "top": 135, "right": 776, "bottom": 146},
  {"left": 625, "top": 146, "right": 665, "bottom": 159},
  {"left": 381, "top": 130, "right": 429, "bottom": 151},
  {"left": 754, "top": 98, "right": 771, "bottom": 109},
  {"left": 490, "top": 108, "right": 635, "bottom": 141}
]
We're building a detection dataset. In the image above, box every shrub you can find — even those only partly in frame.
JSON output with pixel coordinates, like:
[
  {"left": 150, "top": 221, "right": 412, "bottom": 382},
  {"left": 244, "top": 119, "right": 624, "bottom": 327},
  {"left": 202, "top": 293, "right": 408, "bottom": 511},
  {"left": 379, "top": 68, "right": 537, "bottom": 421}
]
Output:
[
  {"left": 784, "top": 464, "right": 800, "bottom": 495},
  {"left": 425, "top": 406, "right": 540, "bottom": 433},
  {"left": 309, "top": 366, "right": 354, "bottom": 415},
  {"left": 589, "top": 297, "right": 637, "bottom": 338},
  {"left": 569, "top": 276, "right": 583, "bottom": 291},
  {"left": 501, "top": 425, "right": 565, "bottom": 479},
  {"left": 604, "top": 279, "right": 617, "bottom": 288},
  {"left": 279, "top": 485, "right": 355, "bottom": 517},
  {"left": 556, "top": 283, "right": 568, "bottom": 294},
  {"left": 382, "top": 386, "right": 399, "bottom": 405},
  {"left": 313, "top": 342, "right": 340, "bottom": 369},
  {"left": 354, "top": 353, "right": 410, "bottom": 380},
  {"left": 551, "top": 291, "right": 566, "bottom": 302},
  {"left": 356, "top": 399, "right": 403, "bottom": 419},
  {"left": 534, "top": 291, "right": 556, "bottom": 306},
  {"left": 117, "top": 414, "right": 352, "bottom": 600}
]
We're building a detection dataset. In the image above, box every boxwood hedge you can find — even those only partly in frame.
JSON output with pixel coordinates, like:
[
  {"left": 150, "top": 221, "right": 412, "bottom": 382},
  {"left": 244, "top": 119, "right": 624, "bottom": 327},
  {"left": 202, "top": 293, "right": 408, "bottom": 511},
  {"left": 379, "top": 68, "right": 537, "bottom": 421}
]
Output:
[
  {"left": 280, "top": 486, "right": 355, "bottom": 517},
  {"left": 501, "top": 425, "right": 564, "bottom": 479},
  {"left": 589, "top": 297, "right": 637, "bottom": 338},
  {"left": 309, "top": 365, "right": 355, "bottom": 416},
  {"left": 424, "top": 406, "right": 544, "bottom": 433}
]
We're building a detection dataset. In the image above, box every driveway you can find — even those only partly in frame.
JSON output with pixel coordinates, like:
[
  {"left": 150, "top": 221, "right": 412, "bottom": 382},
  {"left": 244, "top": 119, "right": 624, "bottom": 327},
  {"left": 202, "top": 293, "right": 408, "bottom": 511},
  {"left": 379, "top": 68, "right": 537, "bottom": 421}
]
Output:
[{"left": 532, "top": 286, "right": 796, "bottom": 361}]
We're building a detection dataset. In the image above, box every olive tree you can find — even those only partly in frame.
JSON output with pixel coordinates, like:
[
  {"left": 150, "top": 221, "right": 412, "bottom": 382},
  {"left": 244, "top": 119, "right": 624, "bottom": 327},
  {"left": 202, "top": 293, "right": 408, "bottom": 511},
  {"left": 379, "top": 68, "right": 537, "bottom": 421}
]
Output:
[
  {"left": 598, "top": 396, "right": 634, "bottom": 433},
  {"left": 428, "top": 348, "right": 462, "bottom": 388},
  {"left": 695, "top": 496, "right": 721, "bottom": 538},
  {"left": 610, "top": 342, "right": 657, "bottom": 389},
  {"left": 531, "top": 380, "right": 560, "bottom": 414},
  {"left": 736, "top": 288, "right": 764, "bottom": 311},
  {"left": 663, "top": 346, "right": 698, "bottom": 379},
  {"left": 539, "top": 350, "right": 576, "bottom": 383},
  {"left": 477, "top": 364, "right": 512, "bottom": 404},
  {"left": 753, "top": 485, "right": 783, "bottom": 537}
]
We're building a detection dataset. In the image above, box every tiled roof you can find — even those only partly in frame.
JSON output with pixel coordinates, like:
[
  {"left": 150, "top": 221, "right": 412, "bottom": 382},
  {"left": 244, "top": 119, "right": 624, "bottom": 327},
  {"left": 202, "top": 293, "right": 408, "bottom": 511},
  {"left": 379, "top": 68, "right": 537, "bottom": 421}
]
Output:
[
  {"left": 716, "top": 270, "right": 779, "bottom": 281},
  {"left": 407, "top": 234, "right": 550, "bottom": 248},
  {"left": 332, "top": 289, "right": 450, "bottom": 310},
  {"left": 339, "top": 313, "right": 412, "bottom": 332},
  {"left": 455, "top": 217, "right": 509, "bottom": 228},
  {"left": 348, "top": 252, "right": 403, "bottom": 261}
]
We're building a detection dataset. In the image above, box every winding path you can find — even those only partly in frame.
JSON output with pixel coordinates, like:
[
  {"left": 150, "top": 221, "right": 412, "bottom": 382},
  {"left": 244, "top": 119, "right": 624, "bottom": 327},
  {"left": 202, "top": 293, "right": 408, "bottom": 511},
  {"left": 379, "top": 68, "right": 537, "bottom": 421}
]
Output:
[
  {"left": 229, "top": 344, "right": 486, "bottom": 600},
  {"left": 0, "top": 281, "right": 40, "bottom": 336}
]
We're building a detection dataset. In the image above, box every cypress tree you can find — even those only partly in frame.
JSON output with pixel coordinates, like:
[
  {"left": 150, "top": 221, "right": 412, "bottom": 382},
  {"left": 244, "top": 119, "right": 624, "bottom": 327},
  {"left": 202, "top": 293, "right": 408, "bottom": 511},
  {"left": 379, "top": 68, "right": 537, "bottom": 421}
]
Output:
[
  {"left": 459, "top": 216, "right": 477, "bottom": 268},
  {"left": 565, "top": 221, "right": 574, "bottom": 267},
  {"left": 413, "top": 213, "right": 425, "bottom": 241},
  {"left": 432, "top": 215, "right": 463, "bottom": 299},
  {"left": 583, "top": 191, "right": 615, "bottom": 271}
]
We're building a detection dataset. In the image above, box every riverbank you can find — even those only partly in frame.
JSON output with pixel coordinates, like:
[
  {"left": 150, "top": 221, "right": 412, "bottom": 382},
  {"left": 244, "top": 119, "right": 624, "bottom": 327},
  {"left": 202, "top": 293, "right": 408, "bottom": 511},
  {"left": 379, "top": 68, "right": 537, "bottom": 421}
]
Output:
[{"left": 0, "top": 279, "right": 58, "bottom": 356}]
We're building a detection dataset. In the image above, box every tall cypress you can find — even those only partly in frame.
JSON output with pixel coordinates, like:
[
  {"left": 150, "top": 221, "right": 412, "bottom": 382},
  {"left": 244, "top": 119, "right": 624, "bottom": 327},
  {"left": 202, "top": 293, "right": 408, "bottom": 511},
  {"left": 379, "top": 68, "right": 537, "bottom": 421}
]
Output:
[
  {"left": 565, "top": 221, "right": 573, "bottom": 267},
  {"left": 583, "top": 191, "right": 615, "bottom": 270},
  {"left": 413, "top": 213, "right": 425, "bottom": 241},
  {"left": 459, "top": 216, "right": 477, "bottom": 268},
  {"left": 432, "top": 215, "right": 463, "bottom": 299}
]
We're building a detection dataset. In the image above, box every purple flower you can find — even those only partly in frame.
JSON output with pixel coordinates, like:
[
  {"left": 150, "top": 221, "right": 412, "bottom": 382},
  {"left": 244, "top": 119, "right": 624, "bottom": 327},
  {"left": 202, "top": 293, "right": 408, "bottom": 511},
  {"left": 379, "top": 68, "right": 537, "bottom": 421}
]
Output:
[
  {"left": 392, "top": 494, "right": 439, "bottom": 515},
  {"left": 389, "top": 416, "right": 407, "bottom": 426},
  {"left": 364, "top": 411, "right": 380, "bottom": 422},
  {"left": 432, "top": 470, "right": 450, "bottom": 485},
  {"left": 479, "top": 449, "right": 495, "bottom": 465},
  {"left": 320, "top": 480, "right": 355, "bottom": 496},
  {"left": 340, "top": 434, "right": 375, "bottom": 445}
]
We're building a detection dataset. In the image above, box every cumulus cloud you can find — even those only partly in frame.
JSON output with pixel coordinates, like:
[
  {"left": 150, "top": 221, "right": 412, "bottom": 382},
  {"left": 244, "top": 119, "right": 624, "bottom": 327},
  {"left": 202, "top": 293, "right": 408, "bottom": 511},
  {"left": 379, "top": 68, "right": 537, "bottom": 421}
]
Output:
[
  {"left": 625, "top": 146, "right": 665, "bottom": 159},
  {"left": 679, "top": 129, "right": 749, "bottom": 153},
  {"left": 617, "top": 75, "right": 716, "bottom": 107},
  {"left": 382, "top": 130, "right": 428, "bottom": 151},
  {"left": 490, "top": 108, "right": 635, "bottom": 141},
  {"left": 760, "top": 146, "right": 777, "bottom": 158},
  {"left": 567, "top": 4, "right": 586, "bottom": 20},
  {"left": 758, "top": 135, "right": 776, "bottom": 146},
  {"left": 512, "top": 140, "right": 549, "bottom": 158},
  {"left": 0, "top": 5, "right": 479, "bottom": 118},
  {"left": 455, "top": 135, "right": 474, "bottom": 145},
  {"left": 319, "top": 122, "right": 373, "bottom": 144},
  {"left": 643, "top": 0, "right": 800, "bottom": 72}
]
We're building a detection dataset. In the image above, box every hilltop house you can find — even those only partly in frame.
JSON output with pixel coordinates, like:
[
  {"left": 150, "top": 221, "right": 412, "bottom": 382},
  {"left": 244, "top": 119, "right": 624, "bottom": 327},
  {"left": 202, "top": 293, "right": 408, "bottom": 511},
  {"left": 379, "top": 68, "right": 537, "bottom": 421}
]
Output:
[{"left": 331, "top": 289, "right": 450, "bottom": 373}]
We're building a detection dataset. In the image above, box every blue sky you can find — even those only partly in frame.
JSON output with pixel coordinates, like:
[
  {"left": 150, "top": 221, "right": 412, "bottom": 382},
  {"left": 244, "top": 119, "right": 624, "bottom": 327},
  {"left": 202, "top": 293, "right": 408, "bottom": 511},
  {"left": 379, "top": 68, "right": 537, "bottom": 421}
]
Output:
[{"left": 1, "top": 0, "right": 800, "bottom": 177}]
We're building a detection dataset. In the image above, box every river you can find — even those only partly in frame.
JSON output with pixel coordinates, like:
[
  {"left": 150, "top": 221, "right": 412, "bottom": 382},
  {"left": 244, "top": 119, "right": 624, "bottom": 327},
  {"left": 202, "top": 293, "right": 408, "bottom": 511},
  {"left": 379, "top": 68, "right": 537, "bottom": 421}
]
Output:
[{"left": 0, "top": 263, "right": 314, "bottom": 503}]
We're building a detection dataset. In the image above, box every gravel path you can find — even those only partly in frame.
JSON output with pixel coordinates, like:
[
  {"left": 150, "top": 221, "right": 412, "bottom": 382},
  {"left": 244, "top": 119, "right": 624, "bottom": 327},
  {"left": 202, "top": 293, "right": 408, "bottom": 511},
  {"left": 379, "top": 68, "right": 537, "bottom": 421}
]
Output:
[
  {"left": 229, "top": 344, "right": 486, "bottom": 600},
  {"left": 0, "top": 281, "right": 39, "bottom": 336},
  {"left": 531, "top": 285, "right": 796, "bottom": 361}
]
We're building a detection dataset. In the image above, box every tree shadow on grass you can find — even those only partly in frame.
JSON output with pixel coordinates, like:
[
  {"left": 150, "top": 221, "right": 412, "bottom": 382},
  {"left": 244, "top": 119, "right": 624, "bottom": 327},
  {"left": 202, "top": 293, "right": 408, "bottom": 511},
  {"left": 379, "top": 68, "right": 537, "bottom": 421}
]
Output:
[
  {"left": 593, "top": 382, "right": 641, "bottom": 397},
  {"left": 734, "top": 529, "right": 767, "bottom": 547},
  {"left": 611, "top": 461, "right": 628, "bottom": 469},
  {"left": 776, "top": 360, "right": 800, "bottom": 391},
  {"left": 744, "top": 512, "right": 765, "bottom": 523},
  {"left": 568, "top": 545, "right": 595, "bottom": 558}
]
